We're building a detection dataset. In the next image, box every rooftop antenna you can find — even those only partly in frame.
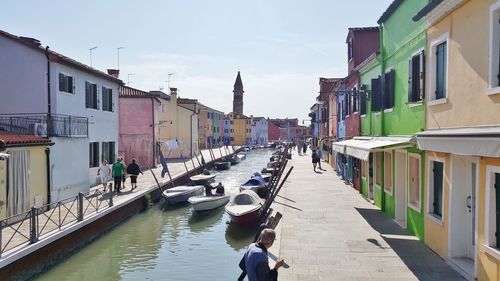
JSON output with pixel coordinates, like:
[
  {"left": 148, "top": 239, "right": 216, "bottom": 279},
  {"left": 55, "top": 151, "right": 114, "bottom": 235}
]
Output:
[
  {"left": 167, "top": 73, "right": 174, "bottom": 88},
  {"left": 117, "top": 47, "right": 124, "bottom": 70},
  {"left": 127, "top": 73, "right": 136, "bottom": 86},
  {"left": 89, "top": 46, "right": 97, "bottom": 67}
]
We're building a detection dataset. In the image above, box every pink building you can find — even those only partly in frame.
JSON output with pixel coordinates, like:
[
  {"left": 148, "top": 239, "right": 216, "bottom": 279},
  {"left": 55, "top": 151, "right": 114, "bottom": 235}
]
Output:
[{"left": 119, "top": 86, "right": 160, "bottom": 169}]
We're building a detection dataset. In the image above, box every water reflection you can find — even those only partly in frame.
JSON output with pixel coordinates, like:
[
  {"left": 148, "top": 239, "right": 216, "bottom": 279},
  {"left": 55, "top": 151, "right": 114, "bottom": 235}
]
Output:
[
  {"left": 225, "top": 222, "right": 260, "bottom": 251},
  {"left": 187, "top": 208, "right": 225, "bottom": 233}
]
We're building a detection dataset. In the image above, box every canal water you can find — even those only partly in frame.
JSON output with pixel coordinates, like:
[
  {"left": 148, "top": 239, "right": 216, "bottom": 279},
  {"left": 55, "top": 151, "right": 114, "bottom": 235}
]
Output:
[{"left": 32, "top": 148, "right": 274, "bottom": 281}]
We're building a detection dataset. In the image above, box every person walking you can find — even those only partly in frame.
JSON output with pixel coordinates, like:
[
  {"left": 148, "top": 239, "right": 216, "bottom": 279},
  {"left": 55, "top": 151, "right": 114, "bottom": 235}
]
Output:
[
  {"left": 126, "top": 158, "right": 143, "bottom": 191},
  {"left": 239, "top": 228, "right": 284, "bottom": 281},
  {"left": 97, "top": 160, "right": 111, "bottom": 192},
  {"left": 316, "top": 146, "right": 324, "bottom": 171},
  {"left": 302, "top": 142, "right": 307, "bottom": 155},
  {"left": 112, "top": 157, "right": 126, "bottom": 194},
  {"left": 312, "top": 149, "right": 320, "bottom": 172}
]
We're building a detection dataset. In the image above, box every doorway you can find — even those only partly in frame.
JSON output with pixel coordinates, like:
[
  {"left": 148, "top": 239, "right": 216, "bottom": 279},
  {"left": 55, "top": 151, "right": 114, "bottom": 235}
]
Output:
[
  {"left": 395, "top": 151, "right": 407, "bottom": 228},
  {"left": 368, "top": 153, "right": 374, "bottom": 200},
  {"left": 449, "top": 155, "right": 477, "bottom": 278}
]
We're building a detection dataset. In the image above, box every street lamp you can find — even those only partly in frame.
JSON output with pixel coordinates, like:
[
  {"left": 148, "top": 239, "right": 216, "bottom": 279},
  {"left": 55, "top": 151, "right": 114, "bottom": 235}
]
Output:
[{"left": 89, "top": 46, "right": 97, "bottom": 67}]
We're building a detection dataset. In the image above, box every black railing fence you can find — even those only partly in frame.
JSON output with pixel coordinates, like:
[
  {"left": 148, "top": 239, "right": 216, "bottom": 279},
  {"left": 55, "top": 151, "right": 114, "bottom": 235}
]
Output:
[{"left": 0, "top": 113, "right": 88, "bottom": 137}]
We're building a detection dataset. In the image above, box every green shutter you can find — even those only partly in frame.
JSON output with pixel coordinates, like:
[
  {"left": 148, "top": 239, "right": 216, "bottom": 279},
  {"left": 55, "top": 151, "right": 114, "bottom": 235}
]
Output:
[
  {"left": 371, "top": 78, "right": 380, "bottom": 111},
  {"left": 408, "top": 59, "right": 413, "bottom": 102},
  {"left": 436, "top": 42, "right": 447, "bottom": 99},
  {"left": 433, "top": 161, "right": 444, "bottom": 217},
  {"left": 419, "top": 50, "right": 425, "bottom": 100}
]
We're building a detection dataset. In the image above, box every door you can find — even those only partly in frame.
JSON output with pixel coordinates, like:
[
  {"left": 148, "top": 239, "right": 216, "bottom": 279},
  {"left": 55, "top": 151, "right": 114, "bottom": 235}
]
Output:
[
  {"left": 368, "top": 154, "right": 374, "bottom": 200},
  {"left": 395, "top": 151, "right": 407, "bottom": 227},
  {"left": 465, "top": 162, "right": 476, "bottom": 259}
]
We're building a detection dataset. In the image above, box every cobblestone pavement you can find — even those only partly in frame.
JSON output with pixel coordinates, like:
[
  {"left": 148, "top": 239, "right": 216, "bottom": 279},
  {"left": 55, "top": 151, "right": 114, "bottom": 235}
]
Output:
[{"left": 272, "top": 151, "right": 465, "bottom": 281}]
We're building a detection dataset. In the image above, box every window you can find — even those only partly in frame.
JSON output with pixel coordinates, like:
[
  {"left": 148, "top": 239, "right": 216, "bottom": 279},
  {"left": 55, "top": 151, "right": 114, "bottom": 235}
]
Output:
[
  {"left": 408, "top": 154, "right": 421, "bottom": 211},
  {"left": 488, "top": 3, "right": 500, "bottom": 90},
  {"left": 429, "top": 160, "right": 444, "bottom": 219},
  {"left": 360, "top": 85, "right": 367, "bottom": 115},
  {"left": 408, "top": 51, "right": 425, "bottom": 102},
  {"left": 352, "top": 87, "right": 358, "bottom": 113},
  {"left": 85, "top": 82, "right": 98, "bottom": 109},
  {"left": 345, "top": 94, "right": 350, "bottom": 116},
  {"left": 429, "top": 34, "right": 448, "bottom": 102},
  {"left": 102, "top": 87, "right": 113, "bottom": 112},
  {"left": 384, "top": 152, "right": 392, "bottom": 194},
  {"left": 59, "top": 73, "right": 74, "bottom": 94},
  {"left": 89, "top": 142, "right": 99, "bottom": 168},
  {"left": 347, "top": 38, "right": 353, "bottom": 61},
  {"left": 375, "top": 152, "right": 383, "bottom": 187},
  {"left": 101, "top": 142, "right": 115, "bottom": 163},
  {"left": 230, "top": 121, "right": 233, "bottom": 125},
  {"left": 485, "top": 167, "right": 500, "bottom": 251},
  {"left": 371, "top": 77, "right": 381, "bottom": 112},
  {"left": 383, "top": 70, "right": 395, "bottom": 109}
]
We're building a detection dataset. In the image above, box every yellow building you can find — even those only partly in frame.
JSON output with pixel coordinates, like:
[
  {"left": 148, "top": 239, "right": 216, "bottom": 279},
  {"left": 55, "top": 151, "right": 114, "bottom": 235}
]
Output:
[
  {"left": 414, "top": 1, "right": 500, "bottom": 280},
  {"left": 154, "top": 88, "right": 199, "bottom": 158},
  {"left": 0, "top": 133, "right": 52, "bottom": 220},
  {"left": 226, "top": 112, "right": 250, "bottom": 145}
]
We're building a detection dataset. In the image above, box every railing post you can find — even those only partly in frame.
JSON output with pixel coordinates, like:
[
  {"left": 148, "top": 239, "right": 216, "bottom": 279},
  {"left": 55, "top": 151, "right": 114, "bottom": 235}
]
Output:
[
  {"left": 68, "top": 116, "right": 72, "bottom": 137},
  {"left": 77, "top": 192, "right": 84, "bottom": 221},
  {"left": 30, "top": 207, "right": 38, "bottom": 244},
  {"left": 109, "top": 191, "right": 113, "bottom": 207},
  {"left": 0, "top": 221, "right": 3, "bottom": 257}
]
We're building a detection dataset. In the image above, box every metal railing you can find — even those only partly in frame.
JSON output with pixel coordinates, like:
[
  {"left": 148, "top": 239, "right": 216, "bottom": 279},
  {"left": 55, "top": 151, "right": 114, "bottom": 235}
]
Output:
[
  {"left": 0, "top": 113, "right": 88, "bottom": 137},
  {"left": 0, "top": 191, "right": 112, "bottom": 257}
]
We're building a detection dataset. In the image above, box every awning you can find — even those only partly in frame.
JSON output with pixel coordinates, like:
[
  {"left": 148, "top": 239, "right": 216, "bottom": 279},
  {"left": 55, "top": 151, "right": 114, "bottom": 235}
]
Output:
[
  {"left": 416, "top": 126, "right": 500, "bottom": 158},
  {"left": 332, "top": 136, "right": 415, "bottom": 160}
]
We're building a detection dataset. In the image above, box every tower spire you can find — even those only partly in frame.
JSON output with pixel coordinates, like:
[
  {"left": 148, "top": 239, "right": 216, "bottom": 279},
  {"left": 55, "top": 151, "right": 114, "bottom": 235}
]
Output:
[{"left": 233, "top": 71, "right": 244, "bottom": 114}]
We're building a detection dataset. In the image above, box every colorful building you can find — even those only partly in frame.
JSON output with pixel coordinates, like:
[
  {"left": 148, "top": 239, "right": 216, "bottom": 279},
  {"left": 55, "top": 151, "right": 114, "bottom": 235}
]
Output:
[
  {"left": 225, "top": 112, "right": 249, "bottom": 145},
  {"left": 198, "top": 104, "right": 224, "bottom": 149},
  {"left": 413, "top": 1, "right": 500, "bottom": 280},
  {"left": 0, "top": 133, "right": 52, "bottom": 219},
  {"left": 118, "top": 85, "right": 160, "bottom": 169},
  {"left": 268, "top": 120, "right": 280, "bottom": 143},
  {"left": 250, "top": 117, "right": 268, "bottom": 145}
]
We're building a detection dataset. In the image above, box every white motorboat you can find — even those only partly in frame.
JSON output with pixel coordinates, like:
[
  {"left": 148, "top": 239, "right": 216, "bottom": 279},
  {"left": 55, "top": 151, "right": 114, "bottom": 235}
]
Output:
[
  {"left": 190, "top": 174, "right": 216, "bottom": 185},
  {"left": 214, "top": 161, "right": 231, "bottom": 170},
  {"left": 188, "top": 195, "right": 230, "bottom": 212},
  {"left": 236, "top": 153, "right": 246, "bottom": 160},
  {"left": 225, "top": 190, "right": 263, "bottom": 224},
  {"left": 162, "top": 185, "right": 204, "bottom": 205}
]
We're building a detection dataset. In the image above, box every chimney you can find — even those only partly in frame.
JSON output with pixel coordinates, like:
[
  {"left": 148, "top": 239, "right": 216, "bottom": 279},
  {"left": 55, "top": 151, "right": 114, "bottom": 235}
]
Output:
[
  {"left": 107, "top": 69, "right": 120, "bottom": 78},
  {"left": 170, "top": 87, "right": 178, "bottom": 98}
]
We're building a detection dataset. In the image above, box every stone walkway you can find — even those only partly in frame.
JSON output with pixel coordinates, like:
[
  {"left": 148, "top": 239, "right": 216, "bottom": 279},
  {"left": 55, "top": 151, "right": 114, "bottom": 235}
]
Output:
[{"left": 272, "top": 151, "right": 465, "bottom": 281}]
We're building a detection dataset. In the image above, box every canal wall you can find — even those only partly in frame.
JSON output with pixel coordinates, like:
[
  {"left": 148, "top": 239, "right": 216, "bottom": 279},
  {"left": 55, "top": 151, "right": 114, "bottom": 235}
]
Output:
[{"left": 0, "top": 147, "right": 239, "bottom": 281}]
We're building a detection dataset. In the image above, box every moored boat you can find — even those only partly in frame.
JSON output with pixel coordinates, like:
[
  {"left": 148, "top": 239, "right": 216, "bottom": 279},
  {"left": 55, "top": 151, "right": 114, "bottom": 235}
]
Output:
[
  {"left": 225, "top": 190, "right": 263, "bottom": 224},
  {"left": 229, "top": 155, "right": 241, "bottom": 165},
  {"left": 214, "top": 161, "right": 231, "bottom": 170},
  {"left": 188, "top": 195, "right": 230, "bottom": 212},
  {"left": 236, "top": 153, "right": 246, "bottom": 160},
  {"left": 190, "top": 174, "right": 216, "bottom": 185},
  {"left": 162, "top": 185, "right": 204, "bottom": 205},
  {"left": 240, "top": 175, "right": 267, "bottom": 197}
]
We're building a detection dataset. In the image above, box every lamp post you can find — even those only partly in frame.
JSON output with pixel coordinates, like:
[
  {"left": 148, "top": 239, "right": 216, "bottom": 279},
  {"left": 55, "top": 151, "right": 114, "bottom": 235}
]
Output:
[{"left": 89, "top": 46, "right": 97, "bottom": 67}]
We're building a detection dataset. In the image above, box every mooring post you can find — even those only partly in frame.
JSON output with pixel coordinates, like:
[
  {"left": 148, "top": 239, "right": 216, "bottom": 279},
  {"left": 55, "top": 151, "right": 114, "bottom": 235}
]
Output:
[
  {"left": 30, "top": 207, "right": 38, "bottom": 244},
  {"left": 109, "top": 189, "right": 114, "bottom": 207},
  {"left": 77, "top": 192, "right": 84, "bottom": 222}
]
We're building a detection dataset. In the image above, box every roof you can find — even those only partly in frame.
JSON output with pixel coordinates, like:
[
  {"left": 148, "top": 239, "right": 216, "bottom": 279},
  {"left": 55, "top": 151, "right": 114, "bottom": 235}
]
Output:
[
  {"left": 378, "top": 0, "right": 405, "bottom": 24},
  {"left": 0, "top": 133, "right": 51, "bottom": 146},
  {"left": 233, "top": 71, "right": 243, "bottom": 91},
  {"left": 346, "top": 26, "right": 379, "bottom": 43},
  {"left": 198, "top": 102, "right": 224, "bottom": 114},
  {"left": 354, "top": 51, "right": 380, "bottom": 73},
  {"left": 0, "top": 30, "right": 123, "bottom": 84},
  {"left": 413, "top": 0, "right": 443, "bottom": 21},
  {"left": 120, "top": 85, "right": 152, "bottom": 97},
  {"left": 149, "top": 90, "right": 171, "bottom": 100},
  {"left": 177, "top": 98, "right": 198, "bottom": 104}
]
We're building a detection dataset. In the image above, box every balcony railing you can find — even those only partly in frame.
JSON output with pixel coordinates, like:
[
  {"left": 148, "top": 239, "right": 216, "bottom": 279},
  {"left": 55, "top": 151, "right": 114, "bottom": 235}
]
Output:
[{"left": 0, "top": 113, "right": 88, "bottom": 138}]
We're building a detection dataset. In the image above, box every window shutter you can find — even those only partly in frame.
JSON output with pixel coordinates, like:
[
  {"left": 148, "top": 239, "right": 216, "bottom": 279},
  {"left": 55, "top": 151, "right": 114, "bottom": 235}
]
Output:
[
  {"left": 433, "top": 162, "right": 443, "bottom": 217},
  {"left": 360, "top": 85, "right": 366, "bottom": 115},
  {"left": 110, "top": 89, "right": 114, "bottom": 112},
  {"left": 59, "top": 73, "right": 64, "bottom": 92},
  {"left": 419, "top": 50, "right": 425, "bottom": 100},
  {"left": 388, "top": 69, "right": 395, "bottom": 108},
  {"left": 380, "top": 74, "right": 386, "bottom": 110},
  {"left": 408, "top": 59, "right": 413, "bottom": 102},
  {"left": 93, "top": 84, "right": 98, "bottom": 109},
  {"left": 68, "top": 76, "right": 73, "bottom": 94},
  {"left": 371, "top": 78, "right": 380, "bottom": 111},
  {"left": 94, "top": 142, "right": 99, "bottom": 167},
  {"left": 85, "top": 82, "right": 91, "bottom": 108}
]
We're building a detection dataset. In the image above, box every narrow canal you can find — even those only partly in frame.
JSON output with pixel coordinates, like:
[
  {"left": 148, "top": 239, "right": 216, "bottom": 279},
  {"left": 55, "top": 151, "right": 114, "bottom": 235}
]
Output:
[{"left": 32, "top": 148, "right": 274, "bottom": 281}]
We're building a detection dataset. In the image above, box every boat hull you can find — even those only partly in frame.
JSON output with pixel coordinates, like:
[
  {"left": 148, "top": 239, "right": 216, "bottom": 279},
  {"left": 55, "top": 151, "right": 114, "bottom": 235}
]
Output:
[
  {"left": 226, "top": 208, "right": 261, "bottom": 225},
  {"left": 189, "top": 195, "right": 230, "bottom": 212},
  {"left": 214, "top": 161, "right": 231, "bottom": 170},
  {"left": 163, "top": 186, "right": 204, "bottom": 205}
]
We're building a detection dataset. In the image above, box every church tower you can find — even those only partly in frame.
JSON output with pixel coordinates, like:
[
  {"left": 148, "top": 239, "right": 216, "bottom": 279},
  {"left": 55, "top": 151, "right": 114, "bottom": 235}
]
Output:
[{"left": 233, "top": 71, "right": 244, "bottom": 115}]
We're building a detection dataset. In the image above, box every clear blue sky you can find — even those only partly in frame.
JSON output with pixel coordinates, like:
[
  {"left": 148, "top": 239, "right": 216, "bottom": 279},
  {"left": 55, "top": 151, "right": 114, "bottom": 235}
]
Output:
[{"left": 1, "top": 0, "right": 391, "bottom": 121}]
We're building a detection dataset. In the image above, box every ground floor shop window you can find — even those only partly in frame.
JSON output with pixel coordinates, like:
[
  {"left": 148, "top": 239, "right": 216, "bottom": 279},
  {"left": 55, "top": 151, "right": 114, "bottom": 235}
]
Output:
[
  {"left": 485, "top": 166, "right": 500, "bottom": 252},
  {"left": 384, "top": 152, "right": 392, "bottom": 195},
  {"left": 408, "top": 154, "right": 421, "bottom": 212},
  {"left": 427, "top": 158, "right": 445, "bottom": 220}
]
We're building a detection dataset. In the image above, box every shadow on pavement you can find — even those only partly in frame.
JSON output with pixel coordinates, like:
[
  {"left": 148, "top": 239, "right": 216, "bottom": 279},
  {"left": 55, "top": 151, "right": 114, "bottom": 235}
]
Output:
[{"left": 355, "top": 207, "right": 466, "bottom": 281}]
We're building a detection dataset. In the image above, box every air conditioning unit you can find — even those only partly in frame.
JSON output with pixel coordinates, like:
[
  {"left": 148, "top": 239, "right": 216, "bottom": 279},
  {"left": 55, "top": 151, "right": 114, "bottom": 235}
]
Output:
[{"left": 32, "top": 123, "right": 47, "bottom": 137}]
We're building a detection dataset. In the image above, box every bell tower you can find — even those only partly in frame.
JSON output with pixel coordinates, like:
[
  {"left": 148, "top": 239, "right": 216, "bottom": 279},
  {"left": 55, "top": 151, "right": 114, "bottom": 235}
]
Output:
[{"left": 233, "top": 71, "right": 244, "bottom": 114}]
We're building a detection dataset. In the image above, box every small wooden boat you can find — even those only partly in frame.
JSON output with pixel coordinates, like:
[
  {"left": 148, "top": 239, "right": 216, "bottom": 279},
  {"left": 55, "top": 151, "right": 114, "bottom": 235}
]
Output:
[
  {"left": 225, "top": 190, "right": 263, "bottom": 224},
  {"left": 229, "top": 155, "right": 241, "bottom": 165},
  {"left": 214, "top": 161, "right": 231, "bottom": 170},
  {"left": 162, "top": 185, "right": 204, "bottom": 205},
  {"left": 188, "top": 195, "right": 230, "bottom": 212},
  {"left": 240, "top": 175, "right": 267, "bottom": 197},
  {"left": 190, "top": 174, "right": 216, "bottom": 185}
]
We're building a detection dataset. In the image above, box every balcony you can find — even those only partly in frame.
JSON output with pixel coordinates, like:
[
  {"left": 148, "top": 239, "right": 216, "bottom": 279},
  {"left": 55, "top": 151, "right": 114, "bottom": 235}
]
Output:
[{"left": 0, "top": 113, "right": 88, "bottom": 138}]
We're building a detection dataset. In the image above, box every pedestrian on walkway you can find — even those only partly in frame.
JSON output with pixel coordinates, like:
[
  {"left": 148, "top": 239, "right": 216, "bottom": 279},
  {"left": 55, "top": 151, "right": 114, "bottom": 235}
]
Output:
[
  {"left": 112, "top": 157, "right": 126, "bottom": 194},
  {"left": 239, "top": 228, "right": 284, "bottom": 281},
  {"left": 316, "top": 146, "right": 324, "bottom": 171},
  {"left": 97, "top": 160, "right": 111, "bottom": 192},
  {"left": 302, "top": 142, "right": 307, "bottom": 155},
  {"left": 126, "top": 158, "right": 143, "bottom": 191},
  {"left": 312, "top": 149, "right": 320, "bottom": 172}
]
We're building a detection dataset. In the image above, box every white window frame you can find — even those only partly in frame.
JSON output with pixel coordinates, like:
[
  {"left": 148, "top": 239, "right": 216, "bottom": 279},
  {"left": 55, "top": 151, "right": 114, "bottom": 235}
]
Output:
[
  {"left": 383, "top": 151, "right": 393, "bottom": 196},
  {"left": 407, "top": 153, "right": 422, "bottom": 213},
  {"left": 483, "top": 165, "right": 500, "bottom": 260},
  {"left": 426, "top": 157, "right": 446, "bottom": 224},
  {"left": 428, "top": 33, "right": 449, "bottom": 105},
  {"left": 487, "top": 2, "right": 500, "bottom": 95},
  {"left": 408, "top": 48, "right": 425, "bottom": 104}
]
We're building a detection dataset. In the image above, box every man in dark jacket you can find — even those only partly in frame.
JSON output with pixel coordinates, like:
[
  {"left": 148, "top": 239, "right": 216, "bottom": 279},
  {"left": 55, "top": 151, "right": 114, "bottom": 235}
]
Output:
[
  {"left": 126, "top": 159, "right": 143, "bottom": 190},
  {"left": 239, "top": 228, "right": 284, "bottom": 281}
]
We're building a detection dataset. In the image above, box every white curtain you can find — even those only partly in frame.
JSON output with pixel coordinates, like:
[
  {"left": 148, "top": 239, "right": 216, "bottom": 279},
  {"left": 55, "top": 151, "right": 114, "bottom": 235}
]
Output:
[{"left": 7, "top": 150, "right": 30, "bottom": 217}]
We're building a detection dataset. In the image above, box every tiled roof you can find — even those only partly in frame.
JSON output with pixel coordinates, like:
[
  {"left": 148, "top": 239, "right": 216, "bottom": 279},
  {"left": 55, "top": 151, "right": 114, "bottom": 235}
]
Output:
[
  {"left": 177, "top": 98, "right": 198, "bottom": 104},
  {"left": 378, "top": 0, "right": 405, "bottom": 24},
  {"left": 0, "top": 133, "right": 51, "bottom": 145},
  {"left": 348, "top": 26, "right": 379, "bottom": 32},
  {"left": 149, "top": 90, "right": 171, "bottom": 100},
  {"left": 0, "top": 29, "right": 123, "bottom": 84},
  {"left": 120, "top": 85, "right": 151, "bottom": 97}
]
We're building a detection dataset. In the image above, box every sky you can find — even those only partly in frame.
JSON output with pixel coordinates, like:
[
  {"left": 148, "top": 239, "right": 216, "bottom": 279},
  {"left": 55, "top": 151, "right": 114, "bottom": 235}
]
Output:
[{"left": 1, "top": 0, "right": 392, "bottom": 122}]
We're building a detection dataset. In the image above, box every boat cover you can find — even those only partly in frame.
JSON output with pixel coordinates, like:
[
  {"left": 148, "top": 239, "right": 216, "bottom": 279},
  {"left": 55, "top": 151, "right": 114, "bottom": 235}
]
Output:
[
  {"left": 229, "top": 190, "right": 261, "bottom": 205},
  {"left": 242, "top": 175, "right": 266, "bottom": 187}
]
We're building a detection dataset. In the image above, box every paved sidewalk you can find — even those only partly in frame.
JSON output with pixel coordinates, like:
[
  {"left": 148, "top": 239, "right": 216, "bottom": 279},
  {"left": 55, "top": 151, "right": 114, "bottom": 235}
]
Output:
[{"left": 272, "top": 152, "right": 465, "bottom": 281}]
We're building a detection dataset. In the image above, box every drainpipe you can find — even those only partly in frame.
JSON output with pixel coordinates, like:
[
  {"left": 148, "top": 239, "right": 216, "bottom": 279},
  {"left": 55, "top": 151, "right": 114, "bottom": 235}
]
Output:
[
  {"left": 379, "top": 25, "right": 386, "bottom": 137},
  {"left": 152, "top": 98, "right": 156, "bottom": 168},
  {"left": 45, "top": 46, "right": 51, "bottom": 115},
  {"left": 45, "top": 148, "right": 51, "bottom": 205}
]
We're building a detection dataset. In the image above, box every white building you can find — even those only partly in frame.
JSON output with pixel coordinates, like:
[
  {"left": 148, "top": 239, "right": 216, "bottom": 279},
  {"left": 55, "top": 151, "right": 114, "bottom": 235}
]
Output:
[
  {"left": 251, "top": 117, "right": 268, "bottom": 145},
  {"left": 0, "top": 30, "right": 122, "bottom": 202}
]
